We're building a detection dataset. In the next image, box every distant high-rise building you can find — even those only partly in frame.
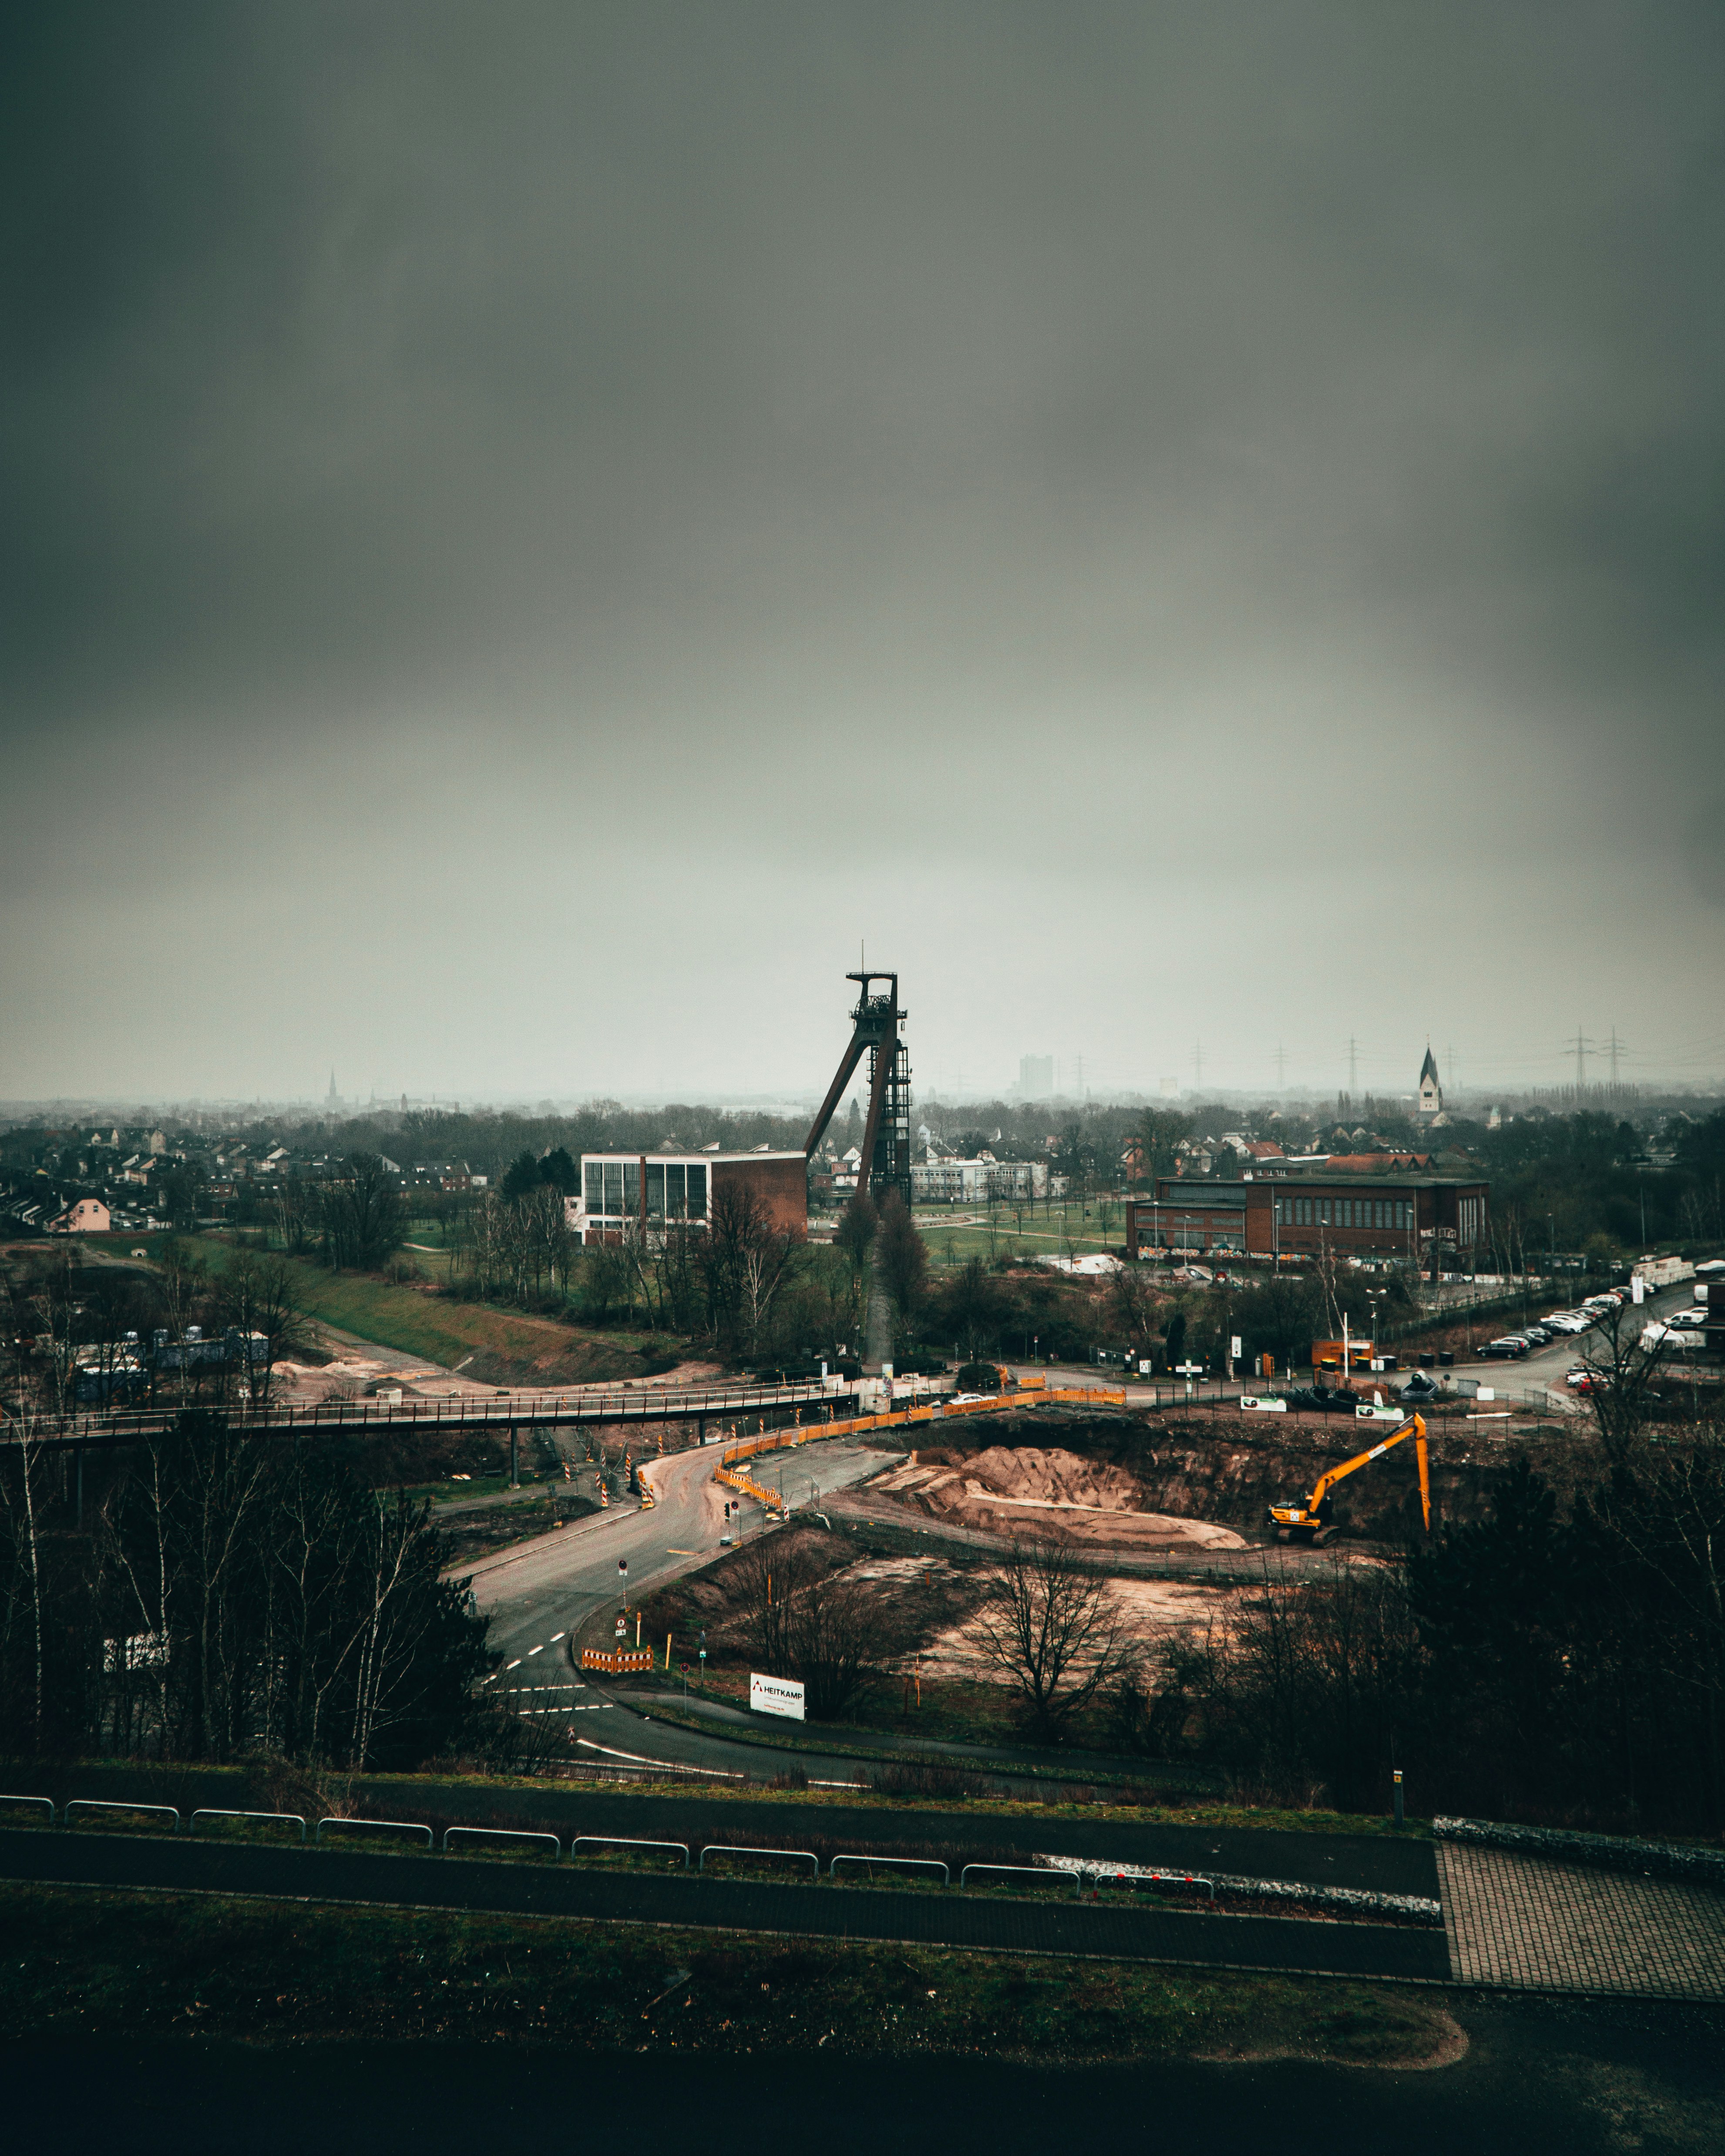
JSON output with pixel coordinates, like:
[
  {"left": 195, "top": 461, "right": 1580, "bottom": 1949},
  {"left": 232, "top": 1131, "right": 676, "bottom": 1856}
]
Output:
[{"left": 1019, "top": 1054, "right": 1054, "bottom": 1099}]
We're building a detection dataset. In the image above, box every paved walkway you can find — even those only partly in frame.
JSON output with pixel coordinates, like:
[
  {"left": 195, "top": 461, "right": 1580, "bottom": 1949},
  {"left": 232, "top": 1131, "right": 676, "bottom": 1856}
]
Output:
[{"left": 1438, "top": 1841, "right": 1725, "bottom": 2001}]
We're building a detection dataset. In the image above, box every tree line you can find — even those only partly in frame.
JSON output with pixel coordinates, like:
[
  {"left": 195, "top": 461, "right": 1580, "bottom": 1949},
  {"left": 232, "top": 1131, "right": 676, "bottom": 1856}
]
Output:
[
  {"left": 1126, "top": 1427, "right": 1725, "bottom": 1836},
  {"left": 0, "top": 1410, "right": 494, "bottom": 1770}
]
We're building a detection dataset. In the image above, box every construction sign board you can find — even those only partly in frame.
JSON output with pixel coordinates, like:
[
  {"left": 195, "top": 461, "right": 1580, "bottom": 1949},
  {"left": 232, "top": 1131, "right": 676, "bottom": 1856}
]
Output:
[{"left": 749, "top": 1672, "right": 806, "bottom": 1722}]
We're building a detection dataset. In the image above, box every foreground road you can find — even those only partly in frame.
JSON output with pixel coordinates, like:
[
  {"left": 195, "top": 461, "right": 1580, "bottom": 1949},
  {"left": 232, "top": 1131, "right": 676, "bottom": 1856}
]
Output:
[{"left": 0, "top": 1827, "right": 1448, "bottom": 1984}]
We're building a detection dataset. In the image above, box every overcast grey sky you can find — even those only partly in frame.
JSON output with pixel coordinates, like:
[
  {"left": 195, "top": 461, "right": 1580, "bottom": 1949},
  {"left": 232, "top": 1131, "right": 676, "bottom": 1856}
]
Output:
[{"left": 4, "top": 3, "right": 1722, "bottom": 1108}]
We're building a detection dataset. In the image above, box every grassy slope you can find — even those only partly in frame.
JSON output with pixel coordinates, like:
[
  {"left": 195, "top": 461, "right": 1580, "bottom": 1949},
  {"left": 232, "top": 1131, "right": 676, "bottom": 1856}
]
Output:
[
  {"left": 92, "top": 1232, "right": 669, "bottom": 1383},
  {"left": 10, "top": 1756, "right": 1427, "bottom": 1838},
  {"left": 0, "top": 1884, "right": 1454, "bottom": 2064}
]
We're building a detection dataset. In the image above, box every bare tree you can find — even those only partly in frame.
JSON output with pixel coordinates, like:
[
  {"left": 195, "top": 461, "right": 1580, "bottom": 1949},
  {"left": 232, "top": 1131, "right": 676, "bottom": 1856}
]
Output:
[
  {"left": 972, "top": 1538, "right": 1130, "bottom": 1742},
  {"left": 318, "top": 1153, "right": 406, "bottom": 1271},
  {"left": 209, "top": 1250, "right": 310, "bottom": 1403},
  {"left": 702, "top": 1182, "right": 800, "bottom": 1355},
  {"left": 729, "top": 1533, "right": 884, "bottom": 1718},
  {"left": 0, "top": 1403, "right": 48, "bottom": 1748},
  {"left": 270, "top": 1176, "right": 316, "bottom": 1256},
  {"left": 1582, "top": 1299, "right": 1677, "bottom": 1457}
]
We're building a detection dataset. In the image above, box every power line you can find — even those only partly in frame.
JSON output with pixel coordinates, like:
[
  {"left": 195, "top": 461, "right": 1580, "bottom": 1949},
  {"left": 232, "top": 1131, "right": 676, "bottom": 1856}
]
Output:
[
  {"left": 1192, "top": 1040, "right": 1204, "bottom": 1090},
  {"left": 1566, "top": 1029, "right": 1595, "bottom": 1091},
  {"left": 1274, "top": 1042, "right": 1287, "bottom": 1088},
  {"left": 1346, "top": 1036, "right": 1358, "bottom": 1094}
]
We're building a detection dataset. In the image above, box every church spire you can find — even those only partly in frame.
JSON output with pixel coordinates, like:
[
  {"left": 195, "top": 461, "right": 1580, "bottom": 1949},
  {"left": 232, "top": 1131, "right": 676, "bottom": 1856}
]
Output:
[{"left": 1416, "top": 1043, "right": 1442, "bottom": 1118}]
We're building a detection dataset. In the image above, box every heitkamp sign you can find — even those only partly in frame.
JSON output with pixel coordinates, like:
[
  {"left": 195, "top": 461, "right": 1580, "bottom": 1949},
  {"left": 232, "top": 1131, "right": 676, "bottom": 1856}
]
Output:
[{"left": 749, "top": 1672, "right": 806, "bottom": 1722}]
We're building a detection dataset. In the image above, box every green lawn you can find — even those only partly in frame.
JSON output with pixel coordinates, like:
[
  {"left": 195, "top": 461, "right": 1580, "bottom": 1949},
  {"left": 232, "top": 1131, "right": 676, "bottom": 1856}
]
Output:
[{"left": 915, "top": 1205, "right": 1126, "bottom": 1266}]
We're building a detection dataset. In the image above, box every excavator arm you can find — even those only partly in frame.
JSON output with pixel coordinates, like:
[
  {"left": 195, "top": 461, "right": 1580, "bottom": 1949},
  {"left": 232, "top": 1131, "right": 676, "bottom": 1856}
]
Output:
[{"left": 1267, "top": 1413, "right": 1429, "bottom": 1540}]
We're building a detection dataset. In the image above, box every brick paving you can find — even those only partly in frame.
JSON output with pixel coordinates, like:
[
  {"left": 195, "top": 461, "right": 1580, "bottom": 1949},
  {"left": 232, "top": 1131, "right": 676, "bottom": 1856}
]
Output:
[{"left": 1437, "top": 1840, "right": 1725, "bottom": 2001}]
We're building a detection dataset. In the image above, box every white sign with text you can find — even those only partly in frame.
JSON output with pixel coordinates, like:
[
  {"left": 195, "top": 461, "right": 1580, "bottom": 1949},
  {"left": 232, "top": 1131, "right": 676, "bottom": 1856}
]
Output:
[{"left": 749, "top": 1672, "right": 806, "bottom": 1722}]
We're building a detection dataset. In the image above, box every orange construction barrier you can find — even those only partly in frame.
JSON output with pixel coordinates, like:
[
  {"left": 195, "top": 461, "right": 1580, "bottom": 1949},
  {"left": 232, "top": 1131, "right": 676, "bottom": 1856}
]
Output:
[{"left": 582, "top": 1647, "right": 654, "bottom": 1674}]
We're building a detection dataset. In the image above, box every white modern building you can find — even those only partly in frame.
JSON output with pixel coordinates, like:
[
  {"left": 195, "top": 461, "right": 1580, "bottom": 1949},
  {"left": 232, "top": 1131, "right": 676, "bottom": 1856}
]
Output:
[{"left": 911, "top": 1156, "right": 1048, "bottom": 1203}]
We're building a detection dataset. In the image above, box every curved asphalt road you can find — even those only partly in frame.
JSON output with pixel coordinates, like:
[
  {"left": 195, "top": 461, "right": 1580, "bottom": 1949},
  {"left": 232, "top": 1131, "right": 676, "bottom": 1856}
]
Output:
[{"left": 466, "top": 1434, "right": 894, "bottom": 1727}]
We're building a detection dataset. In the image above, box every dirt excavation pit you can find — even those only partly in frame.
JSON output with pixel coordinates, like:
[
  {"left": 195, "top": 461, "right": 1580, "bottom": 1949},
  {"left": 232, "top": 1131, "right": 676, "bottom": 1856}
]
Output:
[
  {"left": 872, "top": 1446, "right": 1248, "bottom": 1553},
  {"left": 914, "top": 1574, "right": 1240, "bottom": 1681}
]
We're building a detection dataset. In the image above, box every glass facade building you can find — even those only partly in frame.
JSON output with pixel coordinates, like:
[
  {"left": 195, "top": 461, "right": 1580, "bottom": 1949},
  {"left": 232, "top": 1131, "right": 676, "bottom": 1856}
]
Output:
[{"left": 582, "top": 1155, "right": 709, "bottom": 1232}]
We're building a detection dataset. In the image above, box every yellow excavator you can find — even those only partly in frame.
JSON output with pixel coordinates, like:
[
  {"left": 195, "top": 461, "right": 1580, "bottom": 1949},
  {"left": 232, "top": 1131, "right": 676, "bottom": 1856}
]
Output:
[{"left": 1267, "top": 1413, "right": 1430, "bottom": 1545}]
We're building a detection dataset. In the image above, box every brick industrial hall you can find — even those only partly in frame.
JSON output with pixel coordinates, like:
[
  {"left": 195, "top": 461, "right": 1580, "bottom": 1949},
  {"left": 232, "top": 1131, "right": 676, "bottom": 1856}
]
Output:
[{"left": 1125, "top": 1168, "right": 1490, "bottom": 1270}]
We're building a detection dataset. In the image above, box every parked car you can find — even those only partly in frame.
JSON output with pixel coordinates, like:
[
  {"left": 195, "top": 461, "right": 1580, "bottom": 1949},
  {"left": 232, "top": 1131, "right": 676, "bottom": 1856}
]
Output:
[
  {"left": 1541, "top": 1313, "right": 1590, "bottom": 1334},
  {"left": 1668, "top": 1307, "right": 1708, "bottom": 1330},
  {"left": 1567, "top": 1366, "right": 1601, "bottom": 1392},
  {"left": 1520, "top": 1325, "right": 1556, "bottom": 1346},
  {"left": 1480, "top": 1337, "right": 1529, "bottom": 1359}
]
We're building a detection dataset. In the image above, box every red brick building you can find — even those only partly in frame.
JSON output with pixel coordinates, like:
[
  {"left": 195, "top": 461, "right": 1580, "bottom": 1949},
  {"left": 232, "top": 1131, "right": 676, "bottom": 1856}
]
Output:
[{"left": 1125, "top": 1170, "right": 1489, "bottom": 1269}]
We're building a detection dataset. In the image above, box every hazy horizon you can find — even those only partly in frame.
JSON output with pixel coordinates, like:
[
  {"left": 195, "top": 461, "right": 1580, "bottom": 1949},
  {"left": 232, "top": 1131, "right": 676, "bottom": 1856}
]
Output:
[{"left": 6, "top": 5, "right": 1722, "bottom": 1105}]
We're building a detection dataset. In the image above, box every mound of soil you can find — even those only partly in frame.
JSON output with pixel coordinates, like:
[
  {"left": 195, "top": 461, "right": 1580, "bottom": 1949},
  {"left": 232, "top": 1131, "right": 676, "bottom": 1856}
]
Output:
[
  {"left": 889, "top": 1409, "right": 1615, "bottom": 1543},
  {"left": 873, "top": 1445, "right": 1247, "bottom": 1552}
]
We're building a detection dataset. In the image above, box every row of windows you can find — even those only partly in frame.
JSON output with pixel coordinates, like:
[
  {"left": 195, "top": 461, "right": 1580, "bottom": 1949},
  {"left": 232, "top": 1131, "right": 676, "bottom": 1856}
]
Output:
[
  {"left": 1274, "top": 1196, "right": 1415, "bottom": 1231},
  {"left": 584, "top": 1160, "right": 710, "bottom": 1221}
]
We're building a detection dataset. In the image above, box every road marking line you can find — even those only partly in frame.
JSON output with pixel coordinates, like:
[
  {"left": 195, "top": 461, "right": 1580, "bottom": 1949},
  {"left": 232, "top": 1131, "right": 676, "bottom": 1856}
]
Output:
[
  {"left": 505, "top": 1659, "right": 521, "bottom": 1669},
  {"left": 550, "top": 1630, "right": 565, "bottom": 1641},
  {"left": 528, "top": 1644, "right": 544, "bottom": 1655},
  {"left": 575, "top": 1737, "right": 744, "bottom": 1777}
]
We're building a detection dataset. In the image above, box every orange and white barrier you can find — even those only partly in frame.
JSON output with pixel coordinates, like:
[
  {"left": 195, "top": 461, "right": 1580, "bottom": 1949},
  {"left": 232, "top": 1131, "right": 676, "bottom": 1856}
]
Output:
[
  {"left": 582, "top": 1646, "right": 654, "bottom": 1674},
  {"left": 711, "top": 1384, "right": 1126, "bottom": 1516}
]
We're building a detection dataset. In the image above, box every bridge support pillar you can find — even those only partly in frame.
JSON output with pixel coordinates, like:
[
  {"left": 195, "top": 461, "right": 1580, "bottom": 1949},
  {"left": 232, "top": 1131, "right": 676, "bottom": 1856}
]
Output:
[
  {"left": 75, "top": 1444, "right": 84, "bottom": 1529},
  {"left": 509, "top": 1426, "right": 518, "bottom": 1489}
]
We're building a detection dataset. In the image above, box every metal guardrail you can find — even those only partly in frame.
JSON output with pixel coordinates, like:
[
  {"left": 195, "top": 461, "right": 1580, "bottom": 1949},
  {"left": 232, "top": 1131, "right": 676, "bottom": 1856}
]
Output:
[
  {"left": 830, "top": 1852, "right": 950, "bottom": 1886},
  {"left": 444, "top": 1825, "right": 561, "bottom": 1858},
  {"left": 572, "top": 1834, "right": 689, "bottom": 1867},
  {"left": 314, "top": 1816, "right": 434, "bottom": 1849},
  {"left": 189, "top": 1807, "right": 306, "bottom": 1840},
  {"left": 0, "top": 1794, "right": 56, "bottom": 1823},
  {"left": 65, "top": 1799, "right": 181, "bottom": 1831},
  {"left": 697, "top": 1843, "right": 819, "bottom": 1876},
  {"left": 959, "top": 1862, "right": 1078, "bottom": 1895}
]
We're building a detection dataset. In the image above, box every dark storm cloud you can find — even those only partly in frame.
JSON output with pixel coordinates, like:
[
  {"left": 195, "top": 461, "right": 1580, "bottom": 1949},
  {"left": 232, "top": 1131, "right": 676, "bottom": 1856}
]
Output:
[{"left": 3, "top": 3, "right": 1722, "bottom": 1100}]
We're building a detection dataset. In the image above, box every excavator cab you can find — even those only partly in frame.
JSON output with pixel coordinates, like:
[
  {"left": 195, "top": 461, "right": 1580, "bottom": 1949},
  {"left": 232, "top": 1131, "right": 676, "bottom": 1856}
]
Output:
[{"left": 1268, "top": 1414, "right": 1430, "bottom": 1545}]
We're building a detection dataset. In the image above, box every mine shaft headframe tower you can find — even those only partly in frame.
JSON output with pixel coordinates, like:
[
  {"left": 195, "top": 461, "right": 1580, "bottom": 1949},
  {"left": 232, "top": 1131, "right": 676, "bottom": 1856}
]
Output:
[{"left": 804, "top": 970, "right": 912, "bottom": 1210}]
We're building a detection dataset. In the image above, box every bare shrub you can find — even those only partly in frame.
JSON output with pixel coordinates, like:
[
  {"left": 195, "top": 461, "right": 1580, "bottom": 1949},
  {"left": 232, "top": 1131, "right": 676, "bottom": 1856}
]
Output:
[
  {"left": 868, "top": 1756, "right": 990, "bottom": 1800},
  {"left": 728, "top": 1533, "right": 887, "bottom": 1719},
  {"left": 972, "top": 1538, "right": 1131, "bottom": 1744}
]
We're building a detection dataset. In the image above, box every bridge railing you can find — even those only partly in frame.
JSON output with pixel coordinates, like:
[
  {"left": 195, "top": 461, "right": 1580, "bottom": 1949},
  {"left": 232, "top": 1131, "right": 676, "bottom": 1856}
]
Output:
[{"left": 17, "top": 1375, "right": 846, "bottom": 1445}]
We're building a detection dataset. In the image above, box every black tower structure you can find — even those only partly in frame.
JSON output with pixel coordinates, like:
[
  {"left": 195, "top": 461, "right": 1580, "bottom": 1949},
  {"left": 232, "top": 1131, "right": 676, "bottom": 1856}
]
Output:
[{"left": 804, "top": 971, "right": 911, "bottom": 1211}]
